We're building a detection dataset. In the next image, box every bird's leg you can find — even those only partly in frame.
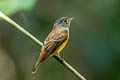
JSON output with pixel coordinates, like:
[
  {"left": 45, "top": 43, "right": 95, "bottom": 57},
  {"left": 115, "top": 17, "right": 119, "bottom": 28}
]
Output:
[{"left": 53, "top": 54, "right": 64, "bottom": 63}]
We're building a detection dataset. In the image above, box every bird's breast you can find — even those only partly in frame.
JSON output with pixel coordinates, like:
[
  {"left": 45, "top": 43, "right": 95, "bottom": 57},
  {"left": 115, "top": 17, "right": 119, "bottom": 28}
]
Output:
[{"left": 52, "top": 36, "right": 69, "bottom": 56}]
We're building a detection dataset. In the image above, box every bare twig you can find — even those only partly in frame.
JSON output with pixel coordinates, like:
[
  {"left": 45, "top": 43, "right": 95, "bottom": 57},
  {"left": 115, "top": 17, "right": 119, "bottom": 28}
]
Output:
[
  {"left": 0, "top": 11, "right": 86, "bottom": 80},
  {"left": 0, "top": 12, "right": 43, "bottom": 46}
]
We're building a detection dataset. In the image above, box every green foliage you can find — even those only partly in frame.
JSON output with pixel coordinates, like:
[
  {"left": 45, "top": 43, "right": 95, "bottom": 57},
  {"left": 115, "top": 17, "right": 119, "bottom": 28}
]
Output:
[{"left": 0, "top": 0, "right": 37, "bottom": 15}]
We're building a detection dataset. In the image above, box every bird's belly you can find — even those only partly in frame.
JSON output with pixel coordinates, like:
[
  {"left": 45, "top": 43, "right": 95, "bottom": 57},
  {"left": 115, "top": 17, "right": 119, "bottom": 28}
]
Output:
[{"left": 51, "top": 39, "right": 68, "bottom": 56}]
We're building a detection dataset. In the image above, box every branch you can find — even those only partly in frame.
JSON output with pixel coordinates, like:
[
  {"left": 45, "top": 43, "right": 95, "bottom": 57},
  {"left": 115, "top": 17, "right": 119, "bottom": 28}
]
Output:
[
  {"left": 53, "top": 56, "right": 86, "bottom": 80},
  {"left": 0, "top": 12, "right": 86, "bottom": 80},
  {"left": 0, "top": 12, "right": 43, "bottom": 46}
]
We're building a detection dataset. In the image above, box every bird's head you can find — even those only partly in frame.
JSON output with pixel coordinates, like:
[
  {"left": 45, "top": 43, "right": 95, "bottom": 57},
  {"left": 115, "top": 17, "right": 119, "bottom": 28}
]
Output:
[{"left": 54, "top": 17, "right": 74, "bottom": 28}]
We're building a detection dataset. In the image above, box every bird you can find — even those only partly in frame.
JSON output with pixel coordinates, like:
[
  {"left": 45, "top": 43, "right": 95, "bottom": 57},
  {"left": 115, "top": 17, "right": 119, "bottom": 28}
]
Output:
[{"left": 32, "top": 17, "right": 74, "bottom": 74}]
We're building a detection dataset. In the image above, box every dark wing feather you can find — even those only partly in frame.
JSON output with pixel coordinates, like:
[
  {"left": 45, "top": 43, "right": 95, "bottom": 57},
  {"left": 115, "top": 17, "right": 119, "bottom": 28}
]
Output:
[
  {"left": 32, "top": 29, "right": 68, "bottom": 74},
  {"left": 41, "top": 29, "right": 68, "bottom": 61}
]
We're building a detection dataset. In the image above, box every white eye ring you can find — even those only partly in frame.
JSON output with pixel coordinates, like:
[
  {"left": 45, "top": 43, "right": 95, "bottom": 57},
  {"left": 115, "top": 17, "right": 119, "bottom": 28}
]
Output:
[
  {"left": 64, "top": 20, "right": 67, "bottom": 22},
  {"left": 63, "top": 19, "right": 68, "bottom": 23}
]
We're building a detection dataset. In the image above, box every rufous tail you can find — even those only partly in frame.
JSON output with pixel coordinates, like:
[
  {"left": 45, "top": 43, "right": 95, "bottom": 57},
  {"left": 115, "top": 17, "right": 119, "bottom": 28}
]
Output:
[
  {"left": 32, "top": 56, "right": 42, "bottom": 74},
  {"left": 32, "top": 50, "right": 45, "bottom": 74}
]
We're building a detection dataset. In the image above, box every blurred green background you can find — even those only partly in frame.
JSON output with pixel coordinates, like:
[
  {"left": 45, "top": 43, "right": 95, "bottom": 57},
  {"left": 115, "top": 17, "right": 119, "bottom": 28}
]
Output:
[{"left": 0, "top": 0, "right": 120, "bottom": 80}]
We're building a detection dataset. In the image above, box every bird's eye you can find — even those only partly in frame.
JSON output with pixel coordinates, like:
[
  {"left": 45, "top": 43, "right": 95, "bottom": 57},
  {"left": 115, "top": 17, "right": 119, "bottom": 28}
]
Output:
[
  {"left": 63, "top": 19, "right": 68, "bottom": 23},
  {"left": 64, "top": 20, "right": 67, "bottom": 22}
]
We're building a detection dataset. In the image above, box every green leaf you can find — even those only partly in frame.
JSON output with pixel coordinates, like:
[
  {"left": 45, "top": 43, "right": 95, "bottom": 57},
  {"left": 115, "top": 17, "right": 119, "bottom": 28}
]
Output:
[{"left": 0, "top": 0, "right": 37, "bottom": 15}]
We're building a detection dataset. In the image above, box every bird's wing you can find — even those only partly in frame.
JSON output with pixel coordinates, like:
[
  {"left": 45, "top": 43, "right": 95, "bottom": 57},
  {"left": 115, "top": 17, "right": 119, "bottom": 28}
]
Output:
[
  {"left": 32, "top": 29, "right": 68, "bottom": 74},
  {"left": 41, "top": 29, "right": 68, "bottom": 61}
]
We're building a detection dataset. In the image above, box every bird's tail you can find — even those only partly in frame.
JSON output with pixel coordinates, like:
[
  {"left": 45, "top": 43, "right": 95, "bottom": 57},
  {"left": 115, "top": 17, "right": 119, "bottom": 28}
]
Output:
[
  {"left": 32, "top": 50, "right": 45, "bottom": 74},
  {"left": 32, "top": 56, "right": 41, "bottom": 74}
]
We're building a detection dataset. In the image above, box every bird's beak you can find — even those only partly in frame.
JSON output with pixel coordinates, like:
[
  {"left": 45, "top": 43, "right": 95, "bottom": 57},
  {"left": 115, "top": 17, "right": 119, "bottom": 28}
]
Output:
[
  {"left": 67, "top": 17, "right": 74, "bottom": 27},
  {"left": 70, "top": 17, "right": 74, "bottom": 21}
]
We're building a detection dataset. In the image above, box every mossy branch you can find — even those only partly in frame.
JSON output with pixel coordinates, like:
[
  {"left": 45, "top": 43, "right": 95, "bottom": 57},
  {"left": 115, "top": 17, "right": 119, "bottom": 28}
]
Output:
[{"left": 0, "top": 12, "right": 86, "bottom": 80}]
